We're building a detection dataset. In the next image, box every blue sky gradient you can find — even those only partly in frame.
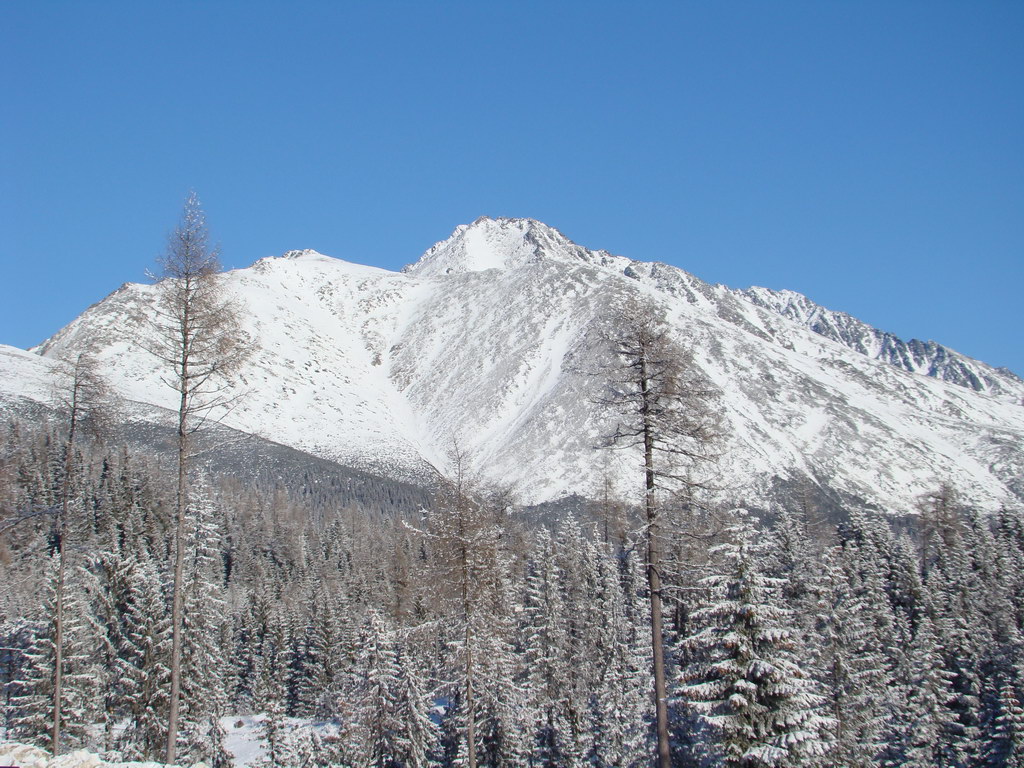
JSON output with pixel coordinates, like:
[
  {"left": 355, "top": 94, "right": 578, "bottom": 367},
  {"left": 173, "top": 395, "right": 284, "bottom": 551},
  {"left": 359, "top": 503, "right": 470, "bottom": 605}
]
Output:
[{"left": 2, "top": 1, "right": 1022, "bottom": 374}]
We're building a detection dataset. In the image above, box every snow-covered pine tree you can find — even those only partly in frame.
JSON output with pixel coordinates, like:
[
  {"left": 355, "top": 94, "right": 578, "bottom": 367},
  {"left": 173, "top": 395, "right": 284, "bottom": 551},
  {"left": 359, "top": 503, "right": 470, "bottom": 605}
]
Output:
[
  {"left": 49, "top": 351, "right": 108, "bottom": 754},
  {"left": 177, "top": 490, "right": 231, "bottom": 767},
  {"left": 10, "top": 554, "right": 102, "bottom": 752},
  {"left": 681, "top": 519, "right": 832, "bottom": 767},
  {"left": 915, "top": 492, "right": 990, "bottom": 765},
  {"left": 931, "top": 589, "right": 985, "bottom": 765},
  {"left": 551, "top": 518, "right": 606, "bottom": 764},
  {"left": 813, "top": 549, "right": 890, "bottom": 767},
  {"left": 256, "top": 604, "right": 295, "bottom": 710},
  {"left": 837, "top": 512, "right": 923, "bottom": 742},
  {"left": 253, "top": 608, "right": 300, "bottom": 768},
  {"left": 522, "top": 527, "right": 578, "bottom": 767},
  {"left": 897, "top": 610, "right": 959, "bottom": 768},
  {"left": 115, "top": 554, "right": 172, "bottom": 761},
  {"left": 347, "top": 611, "right": 437, "bottom": 768},
  {"left": 989, "top": 678, "right": 1024, "bottom": 768},
  {"left": 0, "top": 618, "right": 35, "bottom": 738},
  {"left": 93, "top": 547, "right": 131, "bottom": 753},
  {"left": 960, "top": 507, "right": 1015, "bottom": 646},
  {"left": 294, "top": 582, "right": 345, "bottom": 718},
  {"left": 466, "top": 627, "right": 529, "bottom": 768},
  {"left": 587, "top": 538, "right": 649, "bottom": 768},
  {"left": 389, "top": 643, "right": 438, "bottom": 768},
  {"left": 256, "top": 672, "right": 298, "bottom": 768},
  {"left": 764, "top": 507, "right": 823, "bottom": 635},
  {"left": 425, "top": 456, "right": 524, "bottom": 768},
  {"left": 232, "top": 586, "right": 275, "bottom": 712},
  {"left": 993, "top": 507, "right": 1024, "bottom": 634}
]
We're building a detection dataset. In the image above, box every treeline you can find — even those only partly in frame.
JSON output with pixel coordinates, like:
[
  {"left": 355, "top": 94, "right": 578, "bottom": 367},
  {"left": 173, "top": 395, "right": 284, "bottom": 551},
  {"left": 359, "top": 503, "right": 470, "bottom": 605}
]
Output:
[{"left": 2, "top": 418, "right": 1024, "bottom": 767}]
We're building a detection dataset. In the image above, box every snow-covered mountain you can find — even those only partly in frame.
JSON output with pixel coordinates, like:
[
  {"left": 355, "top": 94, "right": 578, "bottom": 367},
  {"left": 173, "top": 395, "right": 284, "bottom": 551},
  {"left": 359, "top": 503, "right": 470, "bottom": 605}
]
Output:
[
  {"left": 4, "top": 216, "right": 1023, "bottom": 513},
  {"left": 742, "top": 286, "right": 1023, "bottom": 398}
]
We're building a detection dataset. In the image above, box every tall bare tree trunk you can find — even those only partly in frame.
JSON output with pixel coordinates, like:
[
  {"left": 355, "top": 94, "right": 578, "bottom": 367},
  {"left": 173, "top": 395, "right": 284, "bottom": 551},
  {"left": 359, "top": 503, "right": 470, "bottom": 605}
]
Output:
[
  {"left": 458, "top": 475, "right": 477, "bottom": 768},
  {"left": 465, "top": 626, "right": 477, "bottom": 768},
  {"left": 149, "top": 193, "right": 247, "bottom": 764},
  {"left": 52, "top": 418, "right": 74, "bottom": 755},
  {"left": 601, "top": 315, "right": 722, "bottom": 768},
  {"left": 640, "top": 354, "right": 672, "bottom": 768},
  {"left": 166, "top": 376, "right": 189, "bottom": 765}
]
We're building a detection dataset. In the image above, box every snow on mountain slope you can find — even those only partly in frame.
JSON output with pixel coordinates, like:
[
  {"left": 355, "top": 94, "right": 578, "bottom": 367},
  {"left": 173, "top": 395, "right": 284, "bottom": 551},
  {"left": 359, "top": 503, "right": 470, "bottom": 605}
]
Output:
[
  {"left": 742, "top": 286, "right": 1024, "bottom": 399},
  {"left": 0, "top": 344, "right": 64, "bottom": 406},
  {"left": 9, "top": 217, "right": 1024, "bottom": 512},
  {"left": 30, "top": 250, "right": 443, "bottom": 479}
]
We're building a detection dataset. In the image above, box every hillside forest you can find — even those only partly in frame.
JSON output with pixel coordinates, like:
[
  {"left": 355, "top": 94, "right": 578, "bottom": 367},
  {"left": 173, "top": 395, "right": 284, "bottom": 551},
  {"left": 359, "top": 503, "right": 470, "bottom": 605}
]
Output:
[{"left": 2, "top": 198, "right": 1023, "bottom": 768}]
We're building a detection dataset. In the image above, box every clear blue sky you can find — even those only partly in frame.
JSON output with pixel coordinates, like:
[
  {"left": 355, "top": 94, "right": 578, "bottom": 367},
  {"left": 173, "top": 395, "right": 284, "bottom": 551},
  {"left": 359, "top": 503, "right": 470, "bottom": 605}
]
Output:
[{"left": 2, "top": 1, "right": 1022, "bottom": 375}]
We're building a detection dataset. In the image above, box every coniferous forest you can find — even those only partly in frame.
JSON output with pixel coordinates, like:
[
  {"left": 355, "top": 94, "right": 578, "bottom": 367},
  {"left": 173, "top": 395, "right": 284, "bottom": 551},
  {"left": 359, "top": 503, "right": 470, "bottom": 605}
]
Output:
[{"left": 2, "top": 412, "right": 1024, "bottom": 767}]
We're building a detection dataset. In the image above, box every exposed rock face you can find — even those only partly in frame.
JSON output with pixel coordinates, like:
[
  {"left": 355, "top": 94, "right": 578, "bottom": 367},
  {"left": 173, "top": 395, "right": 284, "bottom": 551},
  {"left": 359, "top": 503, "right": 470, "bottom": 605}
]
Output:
[{"left": 742, "top": 285, "right": 1023, "bottom": 397}]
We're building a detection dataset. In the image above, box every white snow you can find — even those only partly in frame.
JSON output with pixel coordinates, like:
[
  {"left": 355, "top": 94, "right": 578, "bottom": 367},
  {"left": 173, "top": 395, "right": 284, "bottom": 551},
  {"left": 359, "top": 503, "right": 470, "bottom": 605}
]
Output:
[
  {"left": 3, "top": 216, "right": 1022, "bottom": 513},
  {"left": 0, "top": 715, "right": 342, "bottom": 768},
  {"left": 0, "top": 741, "right": 205, "bottom": 768}
]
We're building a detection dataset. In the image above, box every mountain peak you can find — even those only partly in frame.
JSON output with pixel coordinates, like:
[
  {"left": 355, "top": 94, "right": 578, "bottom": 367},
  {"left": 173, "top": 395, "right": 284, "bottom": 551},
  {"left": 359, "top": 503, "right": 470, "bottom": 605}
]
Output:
[
  {"left": 403, "top": 216, "right": 596, "bottom": 277},
  {"left": 282, "top": 248, "right": 326, "bottom": 260}
]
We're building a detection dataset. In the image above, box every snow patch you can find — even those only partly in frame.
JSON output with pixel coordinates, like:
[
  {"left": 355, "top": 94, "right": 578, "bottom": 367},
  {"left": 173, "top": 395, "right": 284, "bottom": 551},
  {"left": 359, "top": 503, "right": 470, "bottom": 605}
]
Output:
[{"left": 0, "top": 742, "right": 205, "bottom": 768}]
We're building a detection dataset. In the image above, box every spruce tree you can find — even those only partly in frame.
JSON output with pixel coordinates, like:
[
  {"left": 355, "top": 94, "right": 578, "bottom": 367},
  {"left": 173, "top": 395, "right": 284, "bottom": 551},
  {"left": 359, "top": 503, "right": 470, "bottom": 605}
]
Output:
[
  {"left": 814, "top": 550, "right": 889, "bottom": 767},
  {"left": 256, "top": 673, "right": 298, "bottom": 768},
  {"left": 115, "top": 555, "right": 173, "bottom": 761},
  {"left": 522, "top": 528, "right": 576, "bottom": 766},
  {"left": 347, "top": 611, "right": 437, "bottom": 768},
  {"left": 990, "top": 679, "right": 1024, "bottom": 768},
  {"left": 178, "top": 491, "right": 231, "bottom": 766},
  {"left": 294, "top": 584, "right": 344, "bottom": 718},
  {"left": 425, "top": 459, "right": 522, "bottom": 768},
  {"left": 588, "top": 540, "right": 648, "bottom": 768},
  {"left": 681, "top": 520, "right": 832, "bottom": 767},
  {"left": 898, "top": 612, "right": 958, "bottom": 768},
  {"left": 49, "top": 351, "right": 108, "bottom": 754},
  {"left": 254, "top": 610, "right": 299, "bottom": 768},
  {"left": 11, "top": 554, "right": 101, "bottom": 752}
]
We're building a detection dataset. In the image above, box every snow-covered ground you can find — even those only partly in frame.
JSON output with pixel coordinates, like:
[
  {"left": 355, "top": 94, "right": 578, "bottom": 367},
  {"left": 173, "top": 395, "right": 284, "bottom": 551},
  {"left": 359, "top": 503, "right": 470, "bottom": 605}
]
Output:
[
  {"left": 0, "top": 715, "right": 324, "bottom": 768},
  {"left": 220, "top": 713, "right": 331, "bottom": 767},
  {"left": 0, "top": 740, "right": 199, "bottom": 768}
]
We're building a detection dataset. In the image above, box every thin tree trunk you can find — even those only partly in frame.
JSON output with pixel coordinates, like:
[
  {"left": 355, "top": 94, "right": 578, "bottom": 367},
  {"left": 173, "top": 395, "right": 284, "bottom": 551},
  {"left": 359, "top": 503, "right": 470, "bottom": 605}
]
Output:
[
  {"left": 466, "top": 640, "right": 477, "bottom": 768},
  {"left": 52, "top": 471, "right": 69, "bottom": 755},
  {"left": 641, "top": 356, "right": 672, "bottom": 768},
  {"left": 152, "top": 196, "right": 244, "bottom": 763},
  {"left": 166, "top": 359, "right": 189, "bottom": 764},
  {"left": 460, "top": 498, "right": 477, "bottom": 768},
  {"left": 648, "top": 528, "right": 671, "bottom": 768},
  {"left": 52, "top": 512, "right": 67, "bottom": 755},
  {"left": 52, "top": 377, "right": 81, "bottom": 755}
]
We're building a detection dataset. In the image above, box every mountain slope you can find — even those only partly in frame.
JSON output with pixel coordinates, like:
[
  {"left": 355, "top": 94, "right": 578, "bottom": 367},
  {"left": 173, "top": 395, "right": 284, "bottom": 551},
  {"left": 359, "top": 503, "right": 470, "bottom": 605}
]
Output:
[
  {"left": 742, "top": 286, "right": 1023, "bottom": 397},
  {"left": 7, "top": 217, "right": 1023, "bottom": 512}
]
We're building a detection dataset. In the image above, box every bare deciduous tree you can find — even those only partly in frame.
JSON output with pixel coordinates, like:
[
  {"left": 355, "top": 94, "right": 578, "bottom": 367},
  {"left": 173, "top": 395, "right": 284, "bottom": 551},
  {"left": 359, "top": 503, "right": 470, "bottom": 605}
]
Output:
[
  {"left": 600, "top": 312, "right": 722, "bottom": 768},
  {"left": 146, "top": 192, "right": 247, "bottom": 764},
  {"left": 50, "top": 352, "right": 109, "bottom": 755}
]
